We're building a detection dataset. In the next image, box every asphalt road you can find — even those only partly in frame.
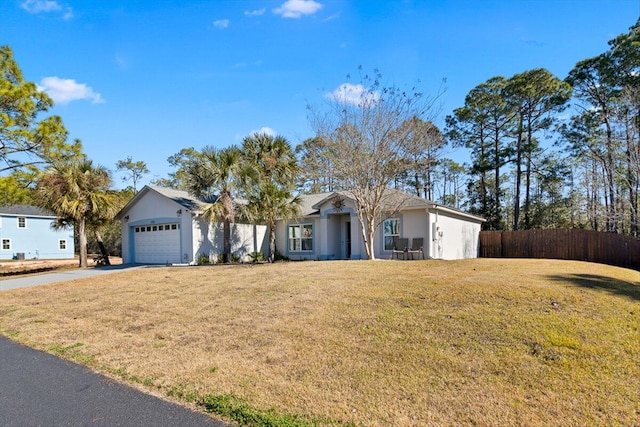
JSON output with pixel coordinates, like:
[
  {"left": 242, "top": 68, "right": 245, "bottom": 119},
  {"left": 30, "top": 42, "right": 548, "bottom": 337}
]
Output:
[
  {"left": 0, "top": 266, "right": 230, "bottom": 426},
  {"left": 0, "top": 336, "right": 228, "bottom": 427}
]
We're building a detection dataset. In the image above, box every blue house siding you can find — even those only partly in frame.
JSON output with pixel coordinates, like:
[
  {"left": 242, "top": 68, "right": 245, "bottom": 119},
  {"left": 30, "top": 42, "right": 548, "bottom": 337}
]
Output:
[{"left": 0, "top": 210, "right": 75, "bottom": 260}]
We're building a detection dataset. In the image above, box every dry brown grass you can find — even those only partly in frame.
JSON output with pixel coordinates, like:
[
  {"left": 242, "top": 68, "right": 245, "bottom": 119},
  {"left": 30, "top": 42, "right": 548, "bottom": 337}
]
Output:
[{"left": 0, "top": 259, "right": 638, "bottom": 426}]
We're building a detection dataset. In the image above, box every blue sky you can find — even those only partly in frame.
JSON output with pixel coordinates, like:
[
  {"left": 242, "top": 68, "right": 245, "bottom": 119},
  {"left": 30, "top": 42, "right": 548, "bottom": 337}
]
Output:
[{"left": 1, "top": 0, "right": 638, "bottom": 188}]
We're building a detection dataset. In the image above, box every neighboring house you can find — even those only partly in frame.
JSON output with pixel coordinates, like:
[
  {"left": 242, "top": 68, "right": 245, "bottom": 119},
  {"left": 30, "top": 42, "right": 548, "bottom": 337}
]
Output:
[
  {"left": 116, "top": 186, "right": 268, "bottom": 264},
  {"left": 275, "top": 191, "right": 485, "bottom": 260},
  {"left": 0, "top": 205, "right": 75, "bottom": 260}
]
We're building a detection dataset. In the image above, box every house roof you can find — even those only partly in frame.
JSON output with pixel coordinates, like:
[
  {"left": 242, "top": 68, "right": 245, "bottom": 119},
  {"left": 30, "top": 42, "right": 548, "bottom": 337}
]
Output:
[
  {"left": 0, "top": 205, "right": 56, "bottom": 217},
  {"left": 116, "top": 185, "right": 234, "bottom": 220},
  {"left": 301, "top": 189, "right": 485, "bottom": 222},
  {"left": 116, "top": 186, "right": 203, "bottom": 219},
  {"left": 298, "top": 192, "right": 334, "bottom": 216},
  {"left": 149, "top": 186, "right": 213, "bottom": 211}
]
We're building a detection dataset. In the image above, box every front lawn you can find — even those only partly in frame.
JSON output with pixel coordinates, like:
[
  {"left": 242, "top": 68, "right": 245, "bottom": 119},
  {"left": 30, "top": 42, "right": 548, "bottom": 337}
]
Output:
[{"left": 0, "top": 259, "right": 638, "bottom": 426}]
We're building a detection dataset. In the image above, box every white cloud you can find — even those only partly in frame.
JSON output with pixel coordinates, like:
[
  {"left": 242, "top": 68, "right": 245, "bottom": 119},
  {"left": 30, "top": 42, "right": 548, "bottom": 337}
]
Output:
[
  {"left": 62, "top": 6, "right": 73, "bottom": 20},
  {"left": 327, "top": 83, "right": 379, "bottom": 106},
  {"left": 213, "top": 19, "right": 230, "bottom": 29},
  {"left": 114, "top": 54, "right": 128, "bottom": 70},
  {"left": 38, "top": 77, "right": 105, "bottom": 105},
  {"left": 21, "top": 0, "right": 60, "bottom": 13},
  {"left": 273, "top": 0, "right": 323, "bottom": 18},
  {"left": 244, "top": 8, "right": 266, "bottom": 17},
  {"left": 250, "top": 127, "right": 276, "bottom": 137},
  {"left": 21, "top": 0, "right": 73, "bottom": 19}
]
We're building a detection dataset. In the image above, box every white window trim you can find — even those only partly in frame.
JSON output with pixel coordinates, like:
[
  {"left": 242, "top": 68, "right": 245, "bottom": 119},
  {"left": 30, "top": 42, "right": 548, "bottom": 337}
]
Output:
[
  {"left": 288, "top": 223, "right": 314, "bottom": 252},
  {"left": 59, "top": 239, "right": 67, "bottom": 250},
  {"left": 17, "top": 216, "right": 27, "bottom": 229},
  {"left": 2, "top": 238, "right": 11, "bottom": 251}
]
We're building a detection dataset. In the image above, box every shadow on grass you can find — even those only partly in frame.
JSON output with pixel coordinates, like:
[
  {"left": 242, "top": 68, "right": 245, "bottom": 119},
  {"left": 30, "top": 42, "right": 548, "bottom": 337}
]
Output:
[{"left": 547, "top": 273, "right": 640, "bottom": 301}]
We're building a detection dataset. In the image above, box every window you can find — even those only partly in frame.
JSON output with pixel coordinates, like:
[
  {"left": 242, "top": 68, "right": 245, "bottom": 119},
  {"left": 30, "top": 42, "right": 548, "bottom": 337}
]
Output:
[
  {"left": 288, "top": 224, "right": 313, "bottom": 251},
  {"left": 383, "top": 218, "right": 400, "bottom": 251},
  {"left": 17, "top": 217, "right": 26, "bottom": 228},
  {"left": 2, "top": 239, "right": 10, "bottom": 250},
  {"left": 59, "top": 240, "right": 67, "bottom": 250}
]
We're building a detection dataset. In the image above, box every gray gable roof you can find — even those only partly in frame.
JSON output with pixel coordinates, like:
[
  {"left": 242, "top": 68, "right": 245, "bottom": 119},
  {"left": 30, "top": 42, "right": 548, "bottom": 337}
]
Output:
[
  {"left": 297, "top": 192, "right": 333, "bottom": 216},
  {"left": 149, "top": 186, "right": 213, "bottom": 211},
  {"left": 300, "top": 189, "right": 484, "bottom": 222},
  {"left": 116, "top": 185, "right": 221, "bottom": 219},
  {"left": 0, "top": 205, "right": 55, "bottom": 217}
]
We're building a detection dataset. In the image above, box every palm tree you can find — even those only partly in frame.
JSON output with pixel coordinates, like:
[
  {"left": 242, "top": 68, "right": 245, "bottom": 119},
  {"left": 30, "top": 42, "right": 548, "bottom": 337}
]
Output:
[
  {"left": 242, "top": 133, "right": 301, "bottom": 262},
  {"left": 36, "top": 158, "right": 119, "bottom": 268},
  {"left": 185, "top": 146, "right": 243, "bottom": 263},
  {"left": 244, "top": 182, "right": 301, "bottom": 263},
  {"left": 242, "top": 133, "right": 300, "bottom": 185}
]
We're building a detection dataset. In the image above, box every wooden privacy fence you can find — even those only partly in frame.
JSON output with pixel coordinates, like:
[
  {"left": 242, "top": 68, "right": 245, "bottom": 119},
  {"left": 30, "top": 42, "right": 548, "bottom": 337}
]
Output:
[{"left": 479, "top": 229, "right": 640, "bottom": 271}]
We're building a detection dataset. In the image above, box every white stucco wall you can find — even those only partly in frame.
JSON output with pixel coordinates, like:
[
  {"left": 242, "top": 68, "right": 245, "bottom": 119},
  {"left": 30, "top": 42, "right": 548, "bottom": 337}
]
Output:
[
  {"left": 192, "top": 218, "right": 268, "bottom": 263},
  {"left": 375, "top": 208, "right": 429, "bottom": 260},
  {"left": 276, "top": 196, "right": 483, "bottom": 261},
  {"left": 428, "top": 208, "right": 482, "bottom": 259}
]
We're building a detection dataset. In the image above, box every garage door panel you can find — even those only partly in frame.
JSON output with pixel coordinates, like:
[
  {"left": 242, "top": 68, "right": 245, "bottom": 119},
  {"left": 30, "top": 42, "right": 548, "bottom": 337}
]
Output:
[{"left": 133, "top": 223, "right": 181, "bottom": 264}]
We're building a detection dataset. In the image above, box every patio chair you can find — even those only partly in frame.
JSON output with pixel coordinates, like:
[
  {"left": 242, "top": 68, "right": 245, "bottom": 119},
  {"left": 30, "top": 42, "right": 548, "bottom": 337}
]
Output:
[
  {"left": 392, "top": 238, "right": 409, "bottom": 260},
  {"left": 407, "top": 238, "right": 425, "bottom": 260}
]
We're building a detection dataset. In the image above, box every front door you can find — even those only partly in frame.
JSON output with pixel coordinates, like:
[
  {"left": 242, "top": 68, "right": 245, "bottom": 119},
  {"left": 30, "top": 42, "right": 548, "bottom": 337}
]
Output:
[{"left": 345, "top": 221, "right": 351, "bottom": 259}]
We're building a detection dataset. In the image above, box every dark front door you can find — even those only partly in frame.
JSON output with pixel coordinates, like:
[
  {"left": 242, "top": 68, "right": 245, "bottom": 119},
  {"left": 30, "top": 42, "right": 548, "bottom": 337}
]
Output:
[{"left": 346, "top": 221, "right": 351, "bottom": 259}]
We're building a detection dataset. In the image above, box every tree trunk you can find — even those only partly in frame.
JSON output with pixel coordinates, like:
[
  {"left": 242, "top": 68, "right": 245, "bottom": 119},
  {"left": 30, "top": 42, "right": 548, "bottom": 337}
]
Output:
[
  {"left": 494, "top": 128, "right": 502, "bottom": 229},
  {"left": 604, "top": 117, "right": 617, "bottom": 232},
  {"left": 513, "top": 115, "right": 523, "bottom": 230},
  {"left": 356, "top": 208, "right": 375, "bottom": 260},
  {"left": 94, "top": 229, "right": 111, "bottom": 265},
  {"left": 223, "top": 218, "right": 231, "bottom": 263},
  {"left": 78, "top": 218, "right": 88, "bottom": 268},
  {"left": 524, "top": 153, "right": 532, "bottom": 229},
  {"left": 268, "top": 222, "right": 276, "bottom": 263},
  {"left": 625, "top": 121, "right": 638, "bottom": 236},
  {"left": 360, "top": 222, "right": 376, "bottom": 260}
]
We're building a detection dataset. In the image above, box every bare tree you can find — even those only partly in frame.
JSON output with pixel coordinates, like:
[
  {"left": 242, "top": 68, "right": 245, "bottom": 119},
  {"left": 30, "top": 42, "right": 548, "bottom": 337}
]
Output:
[{"left": 308, "top": 68, "right": 442, "bottom": 259}]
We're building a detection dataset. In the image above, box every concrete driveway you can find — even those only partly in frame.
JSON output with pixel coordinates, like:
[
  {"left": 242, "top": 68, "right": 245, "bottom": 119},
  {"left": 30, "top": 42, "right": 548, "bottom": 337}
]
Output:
[{"left": 0, "top": 264, "right": 146, "bottom": 291}]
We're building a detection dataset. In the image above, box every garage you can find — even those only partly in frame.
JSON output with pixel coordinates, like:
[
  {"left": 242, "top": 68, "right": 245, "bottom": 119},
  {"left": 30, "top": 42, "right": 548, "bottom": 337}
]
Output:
[{"left": 133, "top": 223, "right": 181, "bottom": 264}]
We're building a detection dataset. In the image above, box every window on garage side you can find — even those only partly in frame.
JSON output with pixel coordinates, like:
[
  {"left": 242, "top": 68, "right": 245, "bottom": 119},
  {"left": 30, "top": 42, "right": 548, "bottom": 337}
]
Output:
[
  {"left": 17, "top": 217, "right": 26, "bottom": 228},
  {"left": 288, "top": 224, "right": 313, "bottom": 251},
  {"left": 383, "top": 218, "right": 400, "bottom": 251},
  {"left": 2, "top": 239, "right": 10, "bottom": 250},
  {"left": 59, "top": 240, "right": 67, "bottom": 250}
]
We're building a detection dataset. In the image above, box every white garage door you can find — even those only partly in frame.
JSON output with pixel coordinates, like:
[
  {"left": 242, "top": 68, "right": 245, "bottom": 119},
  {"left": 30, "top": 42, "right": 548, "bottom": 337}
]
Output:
[{"left": 133, "top": 223, "right": 182, "bottom": 264}]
